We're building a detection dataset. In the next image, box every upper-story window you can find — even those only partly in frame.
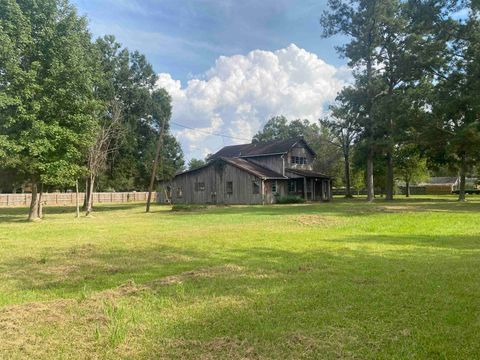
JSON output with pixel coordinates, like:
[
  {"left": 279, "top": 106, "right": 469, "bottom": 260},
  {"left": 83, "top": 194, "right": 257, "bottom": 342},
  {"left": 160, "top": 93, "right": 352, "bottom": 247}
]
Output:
[{"left": 290, "top": 156, "right": 308, "bottom": 165}]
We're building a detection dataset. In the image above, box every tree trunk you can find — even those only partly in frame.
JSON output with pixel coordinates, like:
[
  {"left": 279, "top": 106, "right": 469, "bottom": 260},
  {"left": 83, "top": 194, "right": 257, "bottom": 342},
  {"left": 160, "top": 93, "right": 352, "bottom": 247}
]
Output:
[
  {"left": 344, "top": 152, "right": 353, "bottom": 198},
  {"left": 85, "top": 175, "right": 95, "bottom": 215},
  {"left": 458, "top": 153, "right": 466, "bottom": 202},
  {"left": 146, "top": 120, "right": 165, "bottom": 213},
  {"left": 37, "top": 183, "right": 44, "bottom": 219},
  {"left": 366, "top": 147, "right": 375, "bottom": 202},
  {"left": 406, "top": 180, "right": 410, "bottom": 197},
  {"left": 75, "top": 179, "right": 80, "bottom": 218},
  {"left": 28, "top": 181, "right": 40, "bottom": 221},
  {"left": 385, "top": 149, "right": 394, "bottom": 201},
  {"left": 83, "top": 177, "right": 89, "bottom": 211}
]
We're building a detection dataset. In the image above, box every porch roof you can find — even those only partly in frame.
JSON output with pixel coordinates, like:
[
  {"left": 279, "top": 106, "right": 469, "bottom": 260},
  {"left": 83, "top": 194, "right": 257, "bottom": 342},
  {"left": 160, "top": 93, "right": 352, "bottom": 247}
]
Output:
[{"left": 286, "top": 169, "right": 332, "bottom": 179}]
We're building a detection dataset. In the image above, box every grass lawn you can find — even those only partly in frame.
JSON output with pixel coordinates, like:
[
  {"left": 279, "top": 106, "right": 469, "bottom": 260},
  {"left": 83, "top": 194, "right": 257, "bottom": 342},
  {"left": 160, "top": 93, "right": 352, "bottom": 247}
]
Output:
[{"left": 1, "top": 197, "right": 479, "bottom": 359}]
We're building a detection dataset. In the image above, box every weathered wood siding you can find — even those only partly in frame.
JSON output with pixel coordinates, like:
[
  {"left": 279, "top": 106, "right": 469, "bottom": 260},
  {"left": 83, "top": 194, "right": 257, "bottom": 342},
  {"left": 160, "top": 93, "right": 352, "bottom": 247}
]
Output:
[
  {"left": 286, "top": 144, "right": 314, "bottom": 171},
  {"left": 158, "top": 162, "right": 267, "bottom": 205},
  {"left": 247, "top": 155, "right": 285, "bottom": 175}
]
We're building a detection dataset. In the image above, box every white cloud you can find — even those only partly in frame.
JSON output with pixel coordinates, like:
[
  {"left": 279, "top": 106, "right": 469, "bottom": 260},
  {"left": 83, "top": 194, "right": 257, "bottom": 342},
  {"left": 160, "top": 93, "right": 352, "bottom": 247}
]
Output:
[{"left": 156, "top": 44, "right": 351, "bottom": 160}]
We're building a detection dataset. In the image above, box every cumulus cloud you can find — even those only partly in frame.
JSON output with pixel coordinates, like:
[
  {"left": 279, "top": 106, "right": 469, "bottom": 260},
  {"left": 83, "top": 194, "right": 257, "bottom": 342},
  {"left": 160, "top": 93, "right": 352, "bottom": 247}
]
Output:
[{"left": 156, "top": 44, "right": 350, "bottom": 160}]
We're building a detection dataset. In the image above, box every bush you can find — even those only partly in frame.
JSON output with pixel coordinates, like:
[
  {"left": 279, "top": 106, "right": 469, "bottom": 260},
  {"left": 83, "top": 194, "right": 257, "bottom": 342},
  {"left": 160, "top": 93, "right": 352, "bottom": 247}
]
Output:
[
  {"left": 171, "top": 204, "right": 208, "bottom": 212},
  {"left": 275, "top": 195, "right": 305, "bottom": 204}
]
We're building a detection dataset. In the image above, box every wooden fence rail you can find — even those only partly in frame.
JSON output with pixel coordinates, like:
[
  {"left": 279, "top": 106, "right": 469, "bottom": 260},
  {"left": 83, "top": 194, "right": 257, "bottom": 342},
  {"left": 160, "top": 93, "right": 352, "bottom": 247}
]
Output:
[{"left": 0, "top": 192, "right": 155, "bottom": 207}]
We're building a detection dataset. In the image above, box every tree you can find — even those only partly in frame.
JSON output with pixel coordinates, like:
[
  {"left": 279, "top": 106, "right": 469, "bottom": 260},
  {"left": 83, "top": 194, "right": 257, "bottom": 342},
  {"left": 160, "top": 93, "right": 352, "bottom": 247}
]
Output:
[
  {"left": 92, "top": 36, "right": 184, "bottom": 193},
  {"left": 84, "top": 100, "right": 123, "bottom": 215},
  {"left": 146, "top": 89, "right": 173, "bottom": 213},
  {"left": 253, "top": 116, "right": 319, "bottom": 143},
  {"left": 394, "top": 144, "right": 429, "bottom": 197},
  {"left": 426, "top": 2, "right": 480, "bottom": 201},
  {"left": 321, "top": 87, "right": 359, "bottom": 198},
  {"left": 0, "top": 0, "right": 100, "bottom": 220},
  {"left": 321, "top": 0, "right": 389, "bottom": 201},
  {"left": 188, "top": 158, "right": 206, "bottom": 170}
]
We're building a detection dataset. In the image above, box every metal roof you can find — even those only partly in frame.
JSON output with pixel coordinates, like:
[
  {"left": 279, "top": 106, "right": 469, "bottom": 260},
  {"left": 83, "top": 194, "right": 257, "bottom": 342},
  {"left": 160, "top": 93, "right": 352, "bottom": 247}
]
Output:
[
  {"left": 210, "top": 137, "right": 316, "bottom": 159},
  {"left": 173, "top": 157, "right": 287, "bottom": 180}
]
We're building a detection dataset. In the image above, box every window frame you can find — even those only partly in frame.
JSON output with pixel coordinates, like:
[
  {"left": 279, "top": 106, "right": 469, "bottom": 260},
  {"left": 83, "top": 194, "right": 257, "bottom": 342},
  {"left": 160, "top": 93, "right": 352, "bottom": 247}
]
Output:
[
  {"left": 226, "top": 181, "right": 233, "bottom": 194},
  {"left": 176, "top": 186, "right": 183, "bottom": 198},
  {"left": 271, "top": 181, "right": 278, "bottom": 193},
  {"left": 194, "top": 182, "right": 205, "bottom": 192}
]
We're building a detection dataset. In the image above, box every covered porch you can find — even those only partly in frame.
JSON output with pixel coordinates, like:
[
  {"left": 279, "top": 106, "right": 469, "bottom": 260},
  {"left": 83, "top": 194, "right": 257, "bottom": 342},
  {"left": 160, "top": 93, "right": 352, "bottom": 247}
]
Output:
[{"left": 285, "top": 169, "right": 333, "bottom": 201}]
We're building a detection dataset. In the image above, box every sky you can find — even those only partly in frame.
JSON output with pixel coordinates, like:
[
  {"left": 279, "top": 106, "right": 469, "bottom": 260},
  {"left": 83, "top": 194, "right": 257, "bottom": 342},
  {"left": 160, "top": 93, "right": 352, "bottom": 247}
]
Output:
[{"left": 72, "top": 0, "right": 350, "bottom": 160}]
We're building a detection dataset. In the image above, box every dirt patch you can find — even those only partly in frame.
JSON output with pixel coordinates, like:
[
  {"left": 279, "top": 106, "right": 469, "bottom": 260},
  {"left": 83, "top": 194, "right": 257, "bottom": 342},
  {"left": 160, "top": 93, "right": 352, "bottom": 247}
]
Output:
[
  {"left": 294, "top": 215, "right": 345, "bottom": 227},
  {"left": 162, "top": 337, "right": 259, "bottom": 359},
  {"left": 377, "top": 205, "right": 412, "bottom": 213},
  {"left": 148, "top": 264, "right": 245, "bottom": 287},
  {"left": 68, "top": 243, "right": 97, "bottom": 257}
]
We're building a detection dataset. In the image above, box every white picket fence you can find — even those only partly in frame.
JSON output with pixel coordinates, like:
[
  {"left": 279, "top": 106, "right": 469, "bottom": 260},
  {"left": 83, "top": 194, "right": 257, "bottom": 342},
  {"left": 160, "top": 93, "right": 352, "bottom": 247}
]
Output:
[{"left": 0, "top": 192, "right": 155, "bottom": 207}]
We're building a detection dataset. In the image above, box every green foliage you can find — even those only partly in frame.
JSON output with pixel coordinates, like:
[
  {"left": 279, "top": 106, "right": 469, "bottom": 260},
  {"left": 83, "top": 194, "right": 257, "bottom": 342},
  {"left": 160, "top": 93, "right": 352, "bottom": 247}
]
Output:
[
  {"left": 188, "top": 158, "right": 206, "bottom": 170},
  {"left": 0, "top": 0, "right": 100, "bottom": 188},
  {"left": 93, "top": 37, "right": 184, "bottom": 191},
  {"left": 394, "top": 145, "right": 429, "bottom": 185}
]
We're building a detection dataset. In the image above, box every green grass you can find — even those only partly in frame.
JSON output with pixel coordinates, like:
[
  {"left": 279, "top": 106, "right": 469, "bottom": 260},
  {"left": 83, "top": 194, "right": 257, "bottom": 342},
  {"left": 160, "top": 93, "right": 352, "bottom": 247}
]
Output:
[{"left": 1, "top": 196, "right": 480, "bottom": 359}]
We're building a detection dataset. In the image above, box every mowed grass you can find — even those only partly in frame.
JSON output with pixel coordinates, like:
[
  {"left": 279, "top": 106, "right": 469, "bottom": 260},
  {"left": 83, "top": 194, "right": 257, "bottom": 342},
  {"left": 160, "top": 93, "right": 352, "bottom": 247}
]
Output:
[{"left": 1, "top": 197, "right": 480, "bottom": 359}]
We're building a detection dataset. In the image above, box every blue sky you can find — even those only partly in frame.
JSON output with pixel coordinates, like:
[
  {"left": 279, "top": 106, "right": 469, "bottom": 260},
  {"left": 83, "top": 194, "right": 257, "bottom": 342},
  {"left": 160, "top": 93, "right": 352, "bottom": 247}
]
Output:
[
  {"left": 72, "top": 0, "right": 349, "bottom": 160},
  {"left": 73, "top": 0, "right": 345, "bottom": 83}
]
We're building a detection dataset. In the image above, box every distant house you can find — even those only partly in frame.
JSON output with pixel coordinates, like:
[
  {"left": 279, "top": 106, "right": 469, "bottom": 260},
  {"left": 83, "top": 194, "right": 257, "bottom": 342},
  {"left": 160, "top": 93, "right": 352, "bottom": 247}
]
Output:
[
  {"left": 157, "top": 137, "right": 332, "bottom": 205},
  {"left": 419, "top": 177, "right": 459, "bottom": 195}
]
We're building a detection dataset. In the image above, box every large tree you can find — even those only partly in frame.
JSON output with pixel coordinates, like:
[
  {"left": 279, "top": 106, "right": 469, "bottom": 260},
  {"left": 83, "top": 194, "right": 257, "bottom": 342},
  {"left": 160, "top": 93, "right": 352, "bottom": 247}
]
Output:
[
  {"left": 424, "top": 2, "right": 480, "bottom": 201},
  {"left": 92, "top": 36, "right": 184, "bottom": 194},
  {"left": 321, "top": 87, "right": 359, "bottom": 198},
  {"left": 0, "top": 0, "right": 100, "bottom": 220},
  {"left": 321, "top": 0, "right": 389, "bottom": 201}
]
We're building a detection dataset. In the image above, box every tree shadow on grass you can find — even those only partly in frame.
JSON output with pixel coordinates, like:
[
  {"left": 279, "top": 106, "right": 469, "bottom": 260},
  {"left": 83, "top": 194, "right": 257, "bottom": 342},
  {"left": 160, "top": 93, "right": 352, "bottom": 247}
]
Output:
[{"left": 2, "top": 232, "right": 480, "bottom": 358}]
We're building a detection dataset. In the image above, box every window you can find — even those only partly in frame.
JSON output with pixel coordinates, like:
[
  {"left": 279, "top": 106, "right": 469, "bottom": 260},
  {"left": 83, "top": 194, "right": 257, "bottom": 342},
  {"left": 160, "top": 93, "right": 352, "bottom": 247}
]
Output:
[
  {"left": 252, "top": 181, "right": 260, "bottom": 194},
  {"left": 176, "top": 187, "right": 183, "bottom": 198},
  {"left": 288, "top": 181, "right": 296, "bottom": 193},
  {"left": 226, "top": 181, "right": 233, "bottom": 194},
  {"left": 194, "top": 182, "right": 205, "bottom": 191},
  {"left": 271, "top": 181, "right": 277, "bottom": 193},
  {"left": 291, "top": 156, "right": 307, "bottom": 165}
]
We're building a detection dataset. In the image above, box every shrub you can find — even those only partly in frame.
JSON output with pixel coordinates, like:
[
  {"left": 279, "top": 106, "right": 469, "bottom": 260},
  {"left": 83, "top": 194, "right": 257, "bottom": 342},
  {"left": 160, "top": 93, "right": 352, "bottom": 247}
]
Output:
[{"left": 275, "top": 195, "right": 305, "bottom": 204}]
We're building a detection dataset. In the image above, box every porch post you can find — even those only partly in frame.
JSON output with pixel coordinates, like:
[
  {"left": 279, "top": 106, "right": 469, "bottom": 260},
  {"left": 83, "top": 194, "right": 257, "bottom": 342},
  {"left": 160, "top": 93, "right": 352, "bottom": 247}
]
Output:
[
  {"left": 329, "top": 179, "right": 333, "bottom": 200},
  {"left": 303, "top": 177, "right": 307, "bottom": 200},
  {"left": 312, "top": 179, "right": 315, "bottom": 201}
]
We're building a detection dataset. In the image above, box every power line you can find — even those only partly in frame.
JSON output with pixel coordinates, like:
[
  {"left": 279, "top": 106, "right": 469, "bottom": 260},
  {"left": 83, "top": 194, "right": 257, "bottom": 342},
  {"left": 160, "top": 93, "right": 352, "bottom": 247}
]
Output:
[{"left": 170, "top": 121, "right": 251, "bottom": 142}]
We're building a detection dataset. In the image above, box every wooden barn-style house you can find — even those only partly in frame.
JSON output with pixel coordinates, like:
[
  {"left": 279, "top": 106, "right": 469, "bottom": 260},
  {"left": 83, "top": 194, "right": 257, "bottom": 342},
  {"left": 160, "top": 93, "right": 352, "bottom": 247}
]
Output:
[{"left": 157, "top": 137, "right": 333, "bottom": 205}]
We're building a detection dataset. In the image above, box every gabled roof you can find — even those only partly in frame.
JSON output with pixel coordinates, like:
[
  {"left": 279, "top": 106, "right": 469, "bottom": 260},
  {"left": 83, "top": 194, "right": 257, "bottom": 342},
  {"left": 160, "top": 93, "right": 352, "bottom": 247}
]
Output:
[
  {"left": 223, "top": 158, "right": 287, "bottom": 179},
  {"left": 210, "top": 137, "right": 316, "bottom": 159},
  {"left": 173, "top": 157, "right": 287, "bottom": 180}
]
